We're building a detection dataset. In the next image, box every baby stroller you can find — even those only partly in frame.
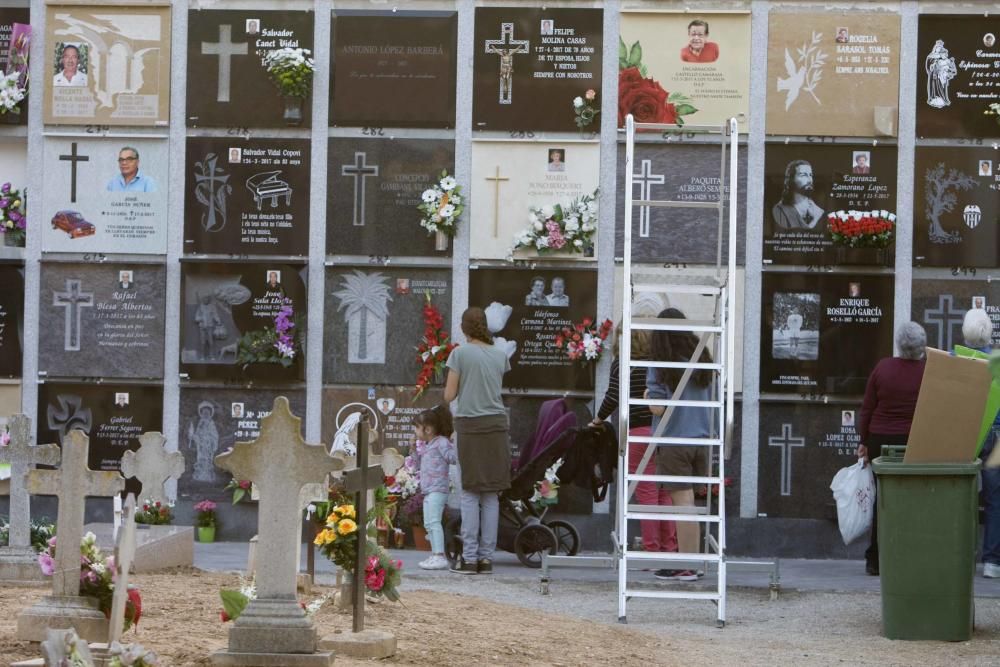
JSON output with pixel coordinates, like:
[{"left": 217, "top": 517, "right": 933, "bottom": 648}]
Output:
[{"left": 445, "top": 399, "right": 583, "bottom": 568}]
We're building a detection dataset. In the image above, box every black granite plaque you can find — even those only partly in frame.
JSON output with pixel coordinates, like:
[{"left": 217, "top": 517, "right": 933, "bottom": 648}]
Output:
[
  {"left": 38, "top": 263, "right": 165, "bottom": 379},
  {"left": 761, "top": 272, "right": 894, "bottom": 395},
  {"left": 468, "top": 267, "right": 598, "bottom": 391},
  {"left": 187, "top": 10, "right": 314, "bottom": 128},
  {"left": 614, "top": 143, "right": 747, "bottom": 264},
  {"left": 327, "top": 137, "right": 455, "bottom": 257},
  {"left": 324, "top": 267, "right": 451, "bottom": 385},
  {"left": 0, "top": 9, "right": 28, "bottom": 126},
  {"left": 758, "top": 402, "right": 861, "bottom": 520},
  {"left": 911, "top": 277, "right": 1000, "bottom": 350},
  {"left": 764, "top": 143, "right": 898, "bottom": 266},
  {"left": 0, "top": 265, "right": 23, "bottom": 378},
  {"left": 177, "top": 387, "right": 306, "bottom": 500},
  {"left": 913, "top": 146, "right": 1000, "bottom": 268},
  {"left": 36, "top": 382, "right": 163, "bottom": 496},
  {"left": 473, "top": 7, "right": 603, "bottom": 133},
  {"left": 320, "top": 386, "right": 446, "bottom": 457},
  {"left": 916, "top": 15, "right": 1000, "bottom": 139},
  {"left": 179, "top": 262, "right": 307, "bottom": 383},
  {"left": 184, "top": 137, "right": 310, "bottom": 256},
  {"left": 330, "top": 10, "right": 457, "bottom": 128}
]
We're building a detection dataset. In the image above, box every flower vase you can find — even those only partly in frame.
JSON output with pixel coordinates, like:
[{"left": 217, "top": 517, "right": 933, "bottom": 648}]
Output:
[
  {"left": 197, "top": 525, "right": 216, "bottom": 543},
  {"left": 282, "top": 96, "right": 304, "bottom": 126},
  {"left": 3, "top": 232, "right": 23, "bottom": 248},
  {"left": 0, "top": 108, "right": 21, "bottom": 125},
  {"left": 434, "top": 230, "right": 449, "bottom": 251},
  {"left": 411, "top": 525, "right": 431, "bottom": 551},
  {"left": 337, "top": 579, "right": 353, "bottom": 610}
]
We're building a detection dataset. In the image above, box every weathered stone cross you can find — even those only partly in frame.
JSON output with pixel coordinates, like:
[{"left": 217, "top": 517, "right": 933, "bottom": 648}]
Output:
[
  {"left": 120, "top": 431, "right": 185, "bottom": 506},
  {"left": 0, "top": 415, "right": 59, "bottom": 554},
  {"left": 107, "top": 494, "right": 137, "bottom": 645}
]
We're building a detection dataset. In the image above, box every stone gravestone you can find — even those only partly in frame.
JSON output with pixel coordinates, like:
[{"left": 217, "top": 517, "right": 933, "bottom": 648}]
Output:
[
  {"left": 17, "top": 430, "right": 125, "bottom": 642},
  {"left": 119, "top": 432, "right": 184, "bottom": 506},
  {"left": 0, "top": 414, "right": 60, "bottom": 583},
  {"left": 86, "top": 493, "right": 138, "bottom": 664},
  {"left": 211, "top": 396, "right": 346, "bottom": 666}
]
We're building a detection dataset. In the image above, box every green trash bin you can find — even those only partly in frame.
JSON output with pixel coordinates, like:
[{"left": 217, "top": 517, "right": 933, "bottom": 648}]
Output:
[{"left": 872, "top": 452, "right": 980, "bottom": 641}]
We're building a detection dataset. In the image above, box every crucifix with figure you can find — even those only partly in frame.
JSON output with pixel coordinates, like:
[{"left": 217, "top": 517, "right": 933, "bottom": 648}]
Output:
[
  {"left": 341, "top": 152, "right": 379, "bottom": 227},
  {"left": 58, "top": 143, "right": 89, "bottom": 204},
  {"left": 485, "top": 165, "right": 509, "bottom": 237},
  {"left": 633, "top": 159, "right": 665, "bottom": 238},
  {"left": 485, "top": 23, "right": 529, "bottom": 105},
  {"left": 202, "top": 24, "right": 249, "bottom": 103},
  {"left": 53, "top": 279, "right": 94, "bottom": 352}
]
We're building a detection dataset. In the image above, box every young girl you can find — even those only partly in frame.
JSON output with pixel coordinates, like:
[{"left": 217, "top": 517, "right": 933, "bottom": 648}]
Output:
[{"left": 412, "top": 404, "right": 458, "bottom": 570}]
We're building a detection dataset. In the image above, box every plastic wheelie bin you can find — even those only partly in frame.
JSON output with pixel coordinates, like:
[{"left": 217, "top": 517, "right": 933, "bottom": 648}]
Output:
[{"left": 872, "top": 451, "right": 980, "bottom": 641}]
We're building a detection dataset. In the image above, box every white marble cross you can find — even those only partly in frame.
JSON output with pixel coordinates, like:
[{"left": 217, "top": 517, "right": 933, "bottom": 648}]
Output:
[
  {"left": 0, "top": 415, "right": 60, "bottom": 550},
  {"left": 202, "top": 24, "right": 248, "bottom": 103},
  {"left": 108, "top": 494, "right": 137, "bottom": 645},
  {"left": 28, "top": 430, "right": 125, "bottom": 596},
  {"left": 119, "top": 432, "right": 184, "bottom": 506}
]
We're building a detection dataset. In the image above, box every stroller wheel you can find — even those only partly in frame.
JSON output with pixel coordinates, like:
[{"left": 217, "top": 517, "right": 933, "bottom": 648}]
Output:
[
  {"left": 513, "top": 523, "right": 557, "bottom": 568},
  {"left": 546, "top": 519, "right": 581, "bottom": 556},
  {"left": 444, "top": 515, "right": 463, "bottom": 563}
]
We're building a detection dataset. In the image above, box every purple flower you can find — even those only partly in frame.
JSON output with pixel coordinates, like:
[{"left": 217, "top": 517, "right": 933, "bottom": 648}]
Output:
[
  {"left": 0, "top": 199, "right": 9, "bottom": 208},
  {"left": 1, "top": 183, "right": 10, "bottom": 194},
  {"left": 38, "top": 552, "right": 54, "bottom": 576}
]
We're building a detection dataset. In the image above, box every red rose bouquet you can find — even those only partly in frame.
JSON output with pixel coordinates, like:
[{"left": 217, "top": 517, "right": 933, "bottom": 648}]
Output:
[
  {"left": 827, "top": 210, "right": 896, "bottom": 249},
  {"left": 415, "top": 292, "right": 457, "bottom": 398}
]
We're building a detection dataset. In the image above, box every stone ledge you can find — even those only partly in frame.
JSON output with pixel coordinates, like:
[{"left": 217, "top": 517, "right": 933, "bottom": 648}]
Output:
[
  {"left": 210, "top": 650, "right": 335, "bottom": 666},
  {"left": 85, "top": 522, "right": 193, "bottom": 572},
  {"left": 319, "top": 628, "right": 397, "bottom": 659}
]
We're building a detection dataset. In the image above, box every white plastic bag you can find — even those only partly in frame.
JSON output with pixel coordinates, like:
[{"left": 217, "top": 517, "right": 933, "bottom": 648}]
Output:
[{"left": 830, "top": 458, "right": 876, "bottom": 546}]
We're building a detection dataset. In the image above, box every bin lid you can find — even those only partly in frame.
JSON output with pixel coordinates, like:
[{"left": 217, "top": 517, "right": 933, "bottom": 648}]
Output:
[{"left": 872, "top": 455, "right": 981, "bottom": 475}]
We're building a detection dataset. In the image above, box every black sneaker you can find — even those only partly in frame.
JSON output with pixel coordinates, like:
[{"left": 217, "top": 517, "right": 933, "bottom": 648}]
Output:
[
  {"left": 654, "top": 569, "right": 698, "bottom": 581},
  {"left": 865, "top": 560, "right": 879, "bottom": 576},
  {"left": 477, "top": 559, "right": 493, "bottom": 574},
  {"left": 450, "top": 556, "right": 477, "bottom": 575}
]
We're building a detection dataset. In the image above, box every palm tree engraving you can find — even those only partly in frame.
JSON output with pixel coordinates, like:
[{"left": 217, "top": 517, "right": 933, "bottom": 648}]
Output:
[
  {"left": 924, "top": 163, "right": 978, "bottom": 244},
  {"left": 333, "top": 270, "right": 393, "bottom": 363}
]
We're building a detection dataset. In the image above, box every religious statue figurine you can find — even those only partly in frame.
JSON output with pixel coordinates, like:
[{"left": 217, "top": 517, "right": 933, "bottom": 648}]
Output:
[
  {"left": 195, "top": 293, "right": 223, "bottom": 360},
  {"left": 188, "top": 401, "right": 219, "bottom": 483},
  {"left": 925, "top": 39, "right": 957, "bottom": 109}
]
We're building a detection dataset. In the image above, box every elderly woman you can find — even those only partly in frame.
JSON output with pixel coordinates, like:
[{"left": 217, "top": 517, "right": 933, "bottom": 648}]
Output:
[{"left": 857, "top": 321, "right": 927, "bottom": 576}]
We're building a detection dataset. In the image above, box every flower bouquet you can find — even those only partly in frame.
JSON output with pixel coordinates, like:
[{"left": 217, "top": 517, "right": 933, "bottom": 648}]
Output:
[
  {"left": 194, "top": 499, "right": 217, "bottom": 527},
  {"left": 0, "top": 515, "right": 54, "bottom": 552},
  {"left": 573, "top": 88, "right": 599, "bottom": 129},
  {"left": 236, "top": 298, "right": 300, "bottom": 368},
  {"left": 0, "top": 183, "right": 27, "bottom": 247},
  {"left": 512, "top": 189, "right": 599, "bottom": 256},
  {"left": 134, "top": 499, "right": 174, "bottom": 526},
  {"left": 418, "top": 170, "right": 464, "bottom": 245},
  {"left": 530, "top": 459, "right": 563, "bottom": 511},
  {"left": 385, "top": 456, "right": 419, "bottom": 501},
  {"left": 826, "top": 210, "right": 896, "bottom": 249},
  {"left": 414, "top": 293, "right": 457, "bottom": 399},
  {"left": 263, "top": 47, "right": 315, "bottom": 99},
  {"left": 224, "top": 477, "right": 253, "bottom": 504},
  {"left": 554, "top": 317, "right": 614, "bottom": 363}
]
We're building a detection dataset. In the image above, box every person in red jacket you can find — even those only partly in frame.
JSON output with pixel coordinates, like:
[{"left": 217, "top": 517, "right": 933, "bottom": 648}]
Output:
[{"left": 680, "top": 20, "right": 720, "bottom": 63}]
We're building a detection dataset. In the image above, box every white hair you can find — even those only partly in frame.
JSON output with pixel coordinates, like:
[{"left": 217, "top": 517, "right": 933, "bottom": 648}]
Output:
[{"left": 962, "top": 308, "right": 993, "bottom": 349}]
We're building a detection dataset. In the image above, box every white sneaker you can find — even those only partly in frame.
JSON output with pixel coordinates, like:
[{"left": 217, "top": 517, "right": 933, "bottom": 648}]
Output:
[
  {"left": 419, "top": 555, "right": 449, "bottom": 570},
  {"left": 984, "top": 562, "right": 1000, "bottom": 578}
]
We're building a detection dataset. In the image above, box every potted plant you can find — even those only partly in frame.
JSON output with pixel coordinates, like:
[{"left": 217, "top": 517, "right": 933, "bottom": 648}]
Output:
[
  {"left": 194, "top": 499, "right": 218, "bottom": 543},
  {"left": 263, "top": 47, "right": 315, "bottom": 126},
  {"left": 134, "top": 499, "right": 174, "bottom": 527}
]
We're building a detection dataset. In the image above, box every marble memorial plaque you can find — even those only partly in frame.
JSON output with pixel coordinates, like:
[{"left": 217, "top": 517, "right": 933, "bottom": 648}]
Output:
[
  {"left": 761, "top": 272, "right": 893, "bottom": 396},
  {"left": 470, "top": 140, "right": 600, "bottom": 260},
  {"left": 0, "top": 383, "right": 20, "bottom": 418},
  {"left": 468, "top": 267, "right": 598, "bottom": 391},
  {"left": 330, "top": 10, "right": 457, "bottom": 128},
  {"left": 177, "top": 387, "right": 306, "bottom": 499},
  {"left": 473, "top": 7, "right": 603, "bottom": 133},
  {"left": 184, "top": 137, "right": 310, "bottom": 256},
  {"left": 36, "top": 382, "right": 163, "bottom": 496},
  {"left": 187, "top": 10, "right": 314, "bottom": 128},
  {"left": 614, "top": 143, "right": 747, "bottom": 263},
  {"left": 764, "top": 143, "right": 898, "bottom": 266},
  {"left": 0, "top": 265, "right": 22, "bottom": 378},
  {"left": 758, "top": 402, "right": 860, "bottom": 520},
  {"left": 41, "top": 138, "right": 169, "bottom": 254},
  {"left": 43, "top": 5, "right": 171, "bottom": 126},
  {"left": 0, "top": 9, "right": 29, "bottom": 127},
  {"left": 911, "top": 278, "right": 1000, "bottom": 350},
  {"left": 327, "top": 137, "right": 455, "bottom": 257},
  {"left": 618, "top": 12, "right": 750, "bottom": 128},
  {"left": 766, "top": 12, "right": 900, "bottom": 137},
  {"left": 324, "top": 266, "right": 451, "bottom": 385},
  {"left": 917, "top": 15, "right": 1000, "bottom": 139},
  {"left": 179, "top": 262, "right": 307, "bottom": 383},
  {"left": 320, "top": 386, "right": 445, "bottom": 457},
  {"left": 38, "top": 263, "right": 165, "bottom": 379},
  {"left": 913, "top": 146, "right": 1000, "bottom": 268}
]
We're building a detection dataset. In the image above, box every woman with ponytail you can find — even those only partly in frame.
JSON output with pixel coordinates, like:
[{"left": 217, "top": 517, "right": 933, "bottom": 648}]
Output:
[{"left": 443, "top": 307, "right": 511, "bottom": 575}]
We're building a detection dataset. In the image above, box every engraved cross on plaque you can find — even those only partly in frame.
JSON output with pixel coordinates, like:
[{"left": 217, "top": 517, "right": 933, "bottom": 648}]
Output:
[
  {"left": 485, "top": 23, "right": 529, "bottom": 105},
  {"left": 341, "top": 152, "right": 379, "bottom": 227},
  {"left": 768, "top": 423, "right": 804, "bottom": 497},
  {"left": 924, "top": 295, "right": 966, "bottom": 350},
  {"left": 485, "top": 165, "right": 509, "bottom": 237},
  {"left": 202, "top": 24, "right": 249, "bottom": 103},
  {"left": 633, "top": 159, "right": 665, "bottom": 238},
  {"left": 58, "top": 142, "right": 89, "bottom": 204},
  {"left": 53, "top": 279, "right": 94, "bottom": 352},
  {"left": 0, "top": 415, "right": 60, "bottom": 552}
]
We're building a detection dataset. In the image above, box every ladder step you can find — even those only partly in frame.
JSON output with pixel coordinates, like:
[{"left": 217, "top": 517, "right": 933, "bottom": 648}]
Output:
[
  {"left": 630, "top": 360, "right": 723, "bottom": 371},
  {"left": 624, "top": 511, "right": 720, "bottom": 523},
  {"left": 627, "top": 503, "right": 708, "bottom": 515},
  {"left": 624, "top": 550, "right": 721, "bottom": 562},
  {"left": 634, "top": 398, "right": 723, "bottom": 408},
  {"left": 633, "top": 198, "right": 721, "bottom": 210},
  {"left": 630, "top": 318, "right": 722, "bottom": 333},
  {"left": 626, "top": 589, "right": 721, "bottom": 601},
  {"left": 630, "top": 121, "right": 728, "bottom": 133},
  {"left": 632, "top": 281, "right": 723, "bottom": 293},
  {"left": 628, "top": 474, "right": 723, "bottom": 485}
]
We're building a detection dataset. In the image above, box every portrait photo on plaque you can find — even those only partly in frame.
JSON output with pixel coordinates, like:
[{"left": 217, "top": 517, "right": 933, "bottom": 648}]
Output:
[
  {"left": 468, "top": 267, "right": 597, "bottom": 392},
  {"left": 614, "top": 142, "right": 747, "bottom": 264},
  {"left": 38, "top": 263, "right": 166, "bottom": 379},
  {"left": 41, "top": 138, "right": 168, "bottom": 254},
  {"left": 184, "top": 137, "right": 310, "bottom": 256},
  {"left": 36, "top": 382, "right": 163, "bottom": 496},
  {"left": 0, "top": 264, "right": 23, "bottom": 378},
  {"left": 914, "top": 146, "right": 1000, "bottom": 268},
  {"left": 766, "top": 12, "right": 900, "bottom": 137},
  {"left": 177, "top": 386, "right": 305, "bottom": 499},
  {"left": 473, "top": 7, "right": 603, "bottom": 133},
  {"left": 757, "top": 401, "right": 861, "bottom": 520},
  {"left": 44, "top": 5, "right": 171, "bottom": 126},
  {"left": 912, "top": 278, "right": 1000, "bottom": 350},
  {"left": 763, "top": 142, "right": 897, "bottom": 266},
  {"left": 0, "top": 9, "right": 29, "bottom": 126},
  {"left": 761, "top": 272, "right": 893, "bottom": 396},
  {"left": 320, "top": 386, "right": 445, "bottom": 457},
  {"left": 327, "top": 137, "right": 455, "bottom": 257},
  {"left": 187, "top": 9, "right": 314, "bottom": 128},
  {"left": 470, "top": 140, "right": 600, "bottom": 261},
  {"left": 324, "top": 266, "right": 451, "bottom": 386},
  {"left": 179, "top": 261, "right": 306, "bottom": 383},
  {"left": 330, "top": 10, "right": 457, "bottom": 128},
  {"left": 618, "top": 12, "right": 750, "bottom": 129},
  {"left": 916, "top": 15, "right": 1000, "bottom": 139}
]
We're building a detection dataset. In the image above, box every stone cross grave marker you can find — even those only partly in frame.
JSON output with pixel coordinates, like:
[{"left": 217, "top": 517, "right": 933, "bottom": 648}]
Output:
[
  {"left": 212, "top": 396, "right": 346, "bottom": 664},
  {"left": 108, "top": 494, "right": 137, "bottom": 646},
  {"left": 120, "top": 431, "right": 185, "bottom": 506},
  {"left": 0, "top": 414, "right": 60, "bottom": 581}
]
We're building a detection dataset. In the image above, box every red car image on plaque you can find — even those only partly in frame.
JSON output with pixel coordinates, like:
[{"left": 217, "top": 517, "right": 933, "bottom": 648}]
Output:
[{"left": 50, "top": 210, "right": 95, "bottom": 239}]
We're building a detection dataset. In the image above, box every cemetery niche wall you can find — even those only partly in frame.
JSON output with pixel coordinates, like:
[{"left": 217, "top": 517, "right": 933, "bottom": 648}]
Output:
[
  {"left": 320, "top": 386, "right": 445, "bottom": 456},
  {"left": 912, "top": 277, "right": 1000, "bottom": 350},
  {"left": 0, "top": 8, "right": 29, "bottom": 127},
  {"left": 330, "top": 10, "right": 457, "bottom": 129},
  {"left": 0, "top": 264, "right": 23, "bottom": 378}
]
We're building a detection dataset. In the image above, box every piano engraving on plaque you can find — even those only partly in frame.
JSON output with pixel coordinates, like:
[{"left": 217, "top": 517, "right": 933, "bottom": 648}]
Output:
[{"left": 245, "top": 170, "right": 292, "bottom": 210}]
